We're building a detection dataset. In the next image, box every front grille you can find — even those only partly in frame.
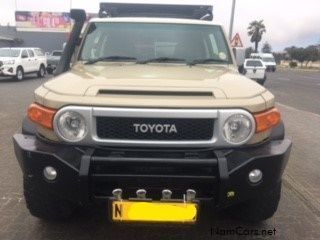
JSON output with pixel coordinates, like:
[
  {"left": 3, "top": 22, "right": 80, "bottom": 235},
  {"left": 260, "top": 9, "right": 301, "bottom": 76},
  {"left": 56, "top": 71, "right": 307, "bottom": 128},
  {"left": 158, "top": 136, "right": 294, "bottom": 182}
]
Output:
[
  {"left": 96, "top": 117, "right": 214, "bottom": 141},
  {"left": 90, "top": 148, "right": 218, "bottom": 199}
]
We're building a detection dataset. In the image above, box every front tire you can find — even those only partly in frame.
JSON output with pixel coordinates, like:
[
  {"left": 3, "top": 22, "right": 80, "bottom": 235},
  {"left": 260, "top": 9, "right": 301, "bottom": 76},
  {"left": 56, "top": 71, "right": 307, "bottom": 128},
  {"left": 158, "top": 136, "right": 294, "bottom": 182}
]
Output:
[
  {"left": 23, "top": 177, "right": 77, "bottom": 220},
  {"left": 258, "top": 75, "right": 266, "bottom": 85},
  {"left": 46, "top": 68, "right": 53, "bottom": 75},
  {"left": 226, "top": 182, "right": 281, "bottom": 222},
  {"left": 15, "top": 67, "right": 24, "bottom": 81},
  {"left": 37, "top": 65, "right": 46, "bottom": 78}
]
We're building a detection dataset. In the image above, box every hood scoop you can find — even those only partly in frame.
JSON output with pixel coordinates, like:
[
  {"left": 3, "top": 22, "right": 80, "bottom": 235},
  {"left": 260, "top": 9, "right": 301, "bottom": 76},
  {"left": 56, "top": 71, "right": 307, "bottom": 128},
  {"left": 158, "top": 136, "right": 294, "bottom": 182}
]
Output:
[{"left": 98, "top": 89, "right": 214, "bottom": 97}]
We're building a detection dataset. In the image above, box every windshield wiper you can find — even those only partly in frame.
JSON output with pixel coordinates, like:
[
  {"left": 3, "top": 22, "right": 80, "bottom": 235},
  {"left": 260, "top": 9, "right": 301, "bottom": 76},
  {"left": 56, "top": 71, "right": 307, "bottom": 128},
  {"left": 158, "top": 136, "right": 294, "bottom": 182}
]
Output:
[
  {"left": 84, "top": 56, "right": 137, "bottom": 65},
  {"left": 137, "top": 57, "right": 187, "bottom": 64},
  {"left": 188, "top": 58, "right": 229, "bottom": 66}
]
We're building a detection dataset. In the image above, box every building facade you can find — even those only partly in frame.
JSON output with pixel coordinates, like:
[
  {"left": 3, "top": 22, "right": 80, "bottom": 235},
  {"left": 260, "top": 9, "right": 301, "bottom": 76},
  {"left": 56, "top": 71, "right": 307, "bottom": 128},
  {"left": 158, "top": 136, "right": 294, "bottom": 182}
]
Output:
[{"left": 0, "top": 25, "right": 68, "bottom": 52}]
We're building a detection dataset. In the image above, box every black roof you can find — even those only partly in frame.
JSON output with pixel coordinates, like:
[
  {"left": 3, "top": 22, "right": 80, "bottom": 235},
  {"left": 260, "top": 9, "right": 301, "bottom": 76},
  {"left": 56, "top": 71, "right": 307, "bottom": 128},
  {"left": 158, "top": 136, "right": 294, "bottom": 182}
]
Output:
[{"left": 99, "top": 3, "right": 213, "bottom": 21}]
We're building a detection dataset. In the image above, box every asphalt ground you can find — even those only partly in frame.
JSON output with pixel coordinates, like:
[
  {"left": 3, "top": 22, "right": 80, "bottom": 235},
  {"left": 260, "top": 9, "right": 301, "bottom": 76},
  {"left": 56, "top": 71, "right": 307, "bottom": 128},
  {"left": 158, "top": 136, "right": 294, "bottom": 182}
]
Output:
[{"left": 0, "top": 69, "right": 319, "bottom": 240}]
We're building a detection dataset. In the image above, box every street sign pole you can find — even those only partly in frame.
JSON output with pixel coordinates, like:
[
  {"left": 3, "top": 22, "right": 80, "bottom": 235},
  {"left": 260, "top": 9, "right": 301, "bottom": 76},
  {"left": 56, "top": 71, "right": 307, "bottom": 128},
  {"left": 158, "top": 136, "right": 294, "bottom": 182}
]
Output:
[{"left": 229, "top": 0, "right": 236, "bottom": 40}]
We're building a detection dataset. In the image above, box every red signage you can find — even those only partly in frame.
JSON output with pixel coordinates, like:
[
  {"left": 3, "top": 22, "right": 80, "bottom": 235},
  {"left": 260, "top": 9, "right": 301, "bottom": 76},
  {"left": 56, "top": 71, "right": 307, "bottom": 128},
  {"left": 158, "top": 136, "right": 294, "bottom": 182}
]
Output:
[
  {"left": 230, "top": 33, "right": 244, "bottom": 48},
  {"left": 15, "top": 11, "right": 72, "bottom": 32}
]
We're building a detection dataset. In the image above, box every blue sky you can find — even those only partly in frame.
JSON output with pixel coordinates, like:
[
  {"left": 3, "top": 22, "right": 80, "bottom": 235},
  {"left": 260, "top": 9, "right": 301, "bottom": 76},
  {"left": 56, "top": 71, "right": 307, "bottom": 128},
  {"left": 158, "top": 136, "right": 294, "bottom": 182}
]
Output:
[{"left": 0, "top": 0, "right": 319, "bottom": 51}]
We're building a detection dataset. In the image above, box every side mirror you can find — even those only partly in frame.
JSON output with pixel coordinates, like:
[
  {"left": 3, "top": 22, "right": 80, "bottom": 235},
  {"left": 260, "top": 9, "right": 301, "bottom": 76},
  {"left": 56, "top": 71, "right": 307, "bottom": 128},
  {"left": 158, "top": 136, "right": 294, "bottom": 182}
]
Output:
[{"left": 21, "top": 54, "right": 28, "bottom": 59}]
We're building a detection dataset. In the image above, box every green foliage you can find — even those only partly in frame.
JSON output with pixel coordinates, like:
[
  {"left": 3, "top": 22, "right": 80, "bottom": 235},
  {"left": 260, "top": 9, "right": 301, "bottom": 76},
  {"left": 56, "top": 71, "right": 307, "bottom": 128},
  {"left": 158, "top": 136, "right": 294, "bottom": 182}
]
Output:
[
  {"left": 285, "top": 45, "right": 320, "bottom": 65},
  {"left": 289, "top": 61, "right": 297, "bottom": 68},
  {"left": 245, "top": 47, "right": 254, "bottom": 58},
  {"left": 304, "top": 45, "right": 319, "bottom": 62},
  {"left": 262, "top": 42, "right": 272, "bottom": 53},
  {"left": 247, "top": 20, "right": 266, "bottom": 52},
  {"left": 273, "top": 52, "right": 288, "bottom": 64}
]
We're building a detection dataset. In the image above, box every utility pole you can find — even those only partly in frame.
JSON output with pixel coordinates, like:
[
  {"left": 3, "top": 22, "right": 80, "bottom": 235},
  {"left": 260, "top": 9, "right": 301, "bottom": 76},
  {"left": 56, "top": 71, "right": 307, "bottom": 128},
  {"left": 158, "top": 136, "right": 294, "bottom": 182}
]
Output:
[{"left": 229, "top": 0, "right": 236, "bottom": 40}]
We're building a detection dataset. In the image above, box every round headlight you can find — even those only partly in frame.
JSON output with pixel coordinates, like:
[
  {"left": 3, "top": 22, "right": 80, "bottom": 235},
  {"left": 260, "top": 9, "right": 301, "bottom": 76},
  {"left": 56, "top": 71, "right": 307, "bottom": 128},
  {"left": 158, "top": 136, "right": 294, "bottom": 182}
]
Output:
[
  {"left": 56, "top": 111, "right": 87, "bottom": 142},
  {"left": 223, "top": 114, "right": 253, "bottom": 144}
]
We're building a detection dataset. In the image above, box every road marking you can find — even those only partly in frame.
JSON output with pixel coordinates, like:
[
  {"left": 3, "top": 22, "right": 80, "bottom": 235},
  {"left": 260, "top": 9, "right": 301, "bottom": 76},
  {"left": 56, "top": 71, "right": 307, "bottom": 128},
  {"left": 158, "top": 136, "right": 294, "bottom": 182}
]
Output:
[
  {"left": 301, "top": 76, "right": 320, "bottom": 80},
  {"left": 277, "top": 103, "right": 320, "bottom": 118},
  {"left": 283, "top": 174, "right": 320, "bottom": 218},
  {"left": 277, "top": 77, "right": 291, "bottom": 81}
]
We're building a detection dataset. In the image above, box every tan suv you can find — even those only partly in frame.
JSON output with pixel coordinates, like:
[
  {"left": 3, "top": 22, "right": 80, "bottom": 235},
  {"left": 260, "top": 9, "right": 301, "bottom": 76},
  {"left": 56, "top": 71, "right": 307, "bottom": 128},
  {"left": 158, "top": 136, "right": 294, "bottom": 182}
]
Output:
[{"left": 13, "top": 3, "right": 291, "bottom": 223}]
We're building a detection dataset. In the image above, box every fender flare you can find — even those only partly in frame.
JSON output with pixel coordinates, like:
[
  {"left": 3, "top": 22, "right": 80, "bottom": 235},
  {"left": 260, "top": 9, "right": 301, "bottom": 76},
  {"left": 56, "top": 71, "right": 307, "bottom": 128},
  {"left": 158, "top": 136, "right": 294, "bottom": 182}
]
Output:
[
  {"left": 22, "top": 117, "right": 37, "bottom": 135},
  {"left": 269, "top": 121, "right": 285, "bottom": 141}
]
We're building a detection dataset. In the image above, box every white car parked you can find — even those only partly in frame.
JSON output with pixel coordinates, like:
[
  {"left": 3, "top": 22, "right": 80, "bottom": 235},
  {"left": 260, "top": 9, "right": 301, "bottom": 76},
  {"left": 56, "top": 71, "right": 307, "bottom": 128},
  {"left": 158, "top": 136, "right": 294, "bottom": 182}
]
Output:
[
  {"left": 244, "top": 58, "right": 267, "bottom": 85},
  {"left": 0, "top": 48, "right": 47, "bottom": 81}
]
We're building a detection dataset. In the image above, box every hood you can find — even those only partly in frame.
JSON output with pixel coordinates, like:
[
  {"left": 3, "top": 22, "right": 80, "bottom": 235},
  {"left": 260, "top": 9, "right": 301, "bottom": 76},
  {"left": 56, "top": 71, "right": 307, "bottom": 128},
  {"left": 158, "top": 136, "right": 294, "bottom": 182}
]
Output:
[{"left": 43, "top": 63, "right": 266, "bottom": 99}]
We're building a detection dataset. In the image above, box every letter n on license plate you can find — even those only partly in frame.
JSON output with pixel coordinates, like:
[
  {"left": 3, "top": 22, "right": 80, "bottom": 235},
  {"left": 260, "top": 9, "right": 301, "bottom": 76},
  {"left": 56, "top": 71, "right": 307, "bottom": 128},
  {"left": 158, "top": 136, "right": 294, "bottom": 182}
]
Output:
[{"left": 112, "top": 201, "right": 198, "bottom": 223}]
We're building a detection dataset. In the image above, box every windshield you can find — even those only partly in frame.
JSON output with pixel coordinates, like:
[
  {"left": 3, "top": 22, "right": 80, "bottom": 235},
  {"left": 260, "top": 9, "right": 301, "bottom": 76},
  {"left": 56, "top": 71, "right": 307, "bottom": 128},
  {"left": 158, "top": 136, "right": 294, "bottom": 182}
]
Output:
[
  {"left": 79, "top": 22, "right": 232, "bottom": 64},
  {"left": 0, "top": 49, "right": 21, "bottom": 57},
  {"left": 246, "top": 60, "right": 263, "bottom": 67},
  {"left": 52, "top": 51, "right": 62, "bottom": 56},
  {"left": 262, "top": 57, "right": 275, "bottom": 63}
]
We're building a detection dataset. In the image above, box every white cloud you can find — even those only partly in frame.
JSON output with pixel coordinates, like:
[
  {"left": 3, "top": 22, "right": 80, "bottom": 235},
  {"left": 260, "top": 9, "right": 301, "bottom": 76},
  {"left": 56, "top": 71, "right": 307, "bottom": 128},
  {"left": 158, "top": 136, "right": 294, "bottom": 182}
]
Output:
[
  {"left": 215, "top": 0, "right": 320, "bottom": 50},
  {"left": 1, "top": 0, "right": 319, "bottom": 50}
]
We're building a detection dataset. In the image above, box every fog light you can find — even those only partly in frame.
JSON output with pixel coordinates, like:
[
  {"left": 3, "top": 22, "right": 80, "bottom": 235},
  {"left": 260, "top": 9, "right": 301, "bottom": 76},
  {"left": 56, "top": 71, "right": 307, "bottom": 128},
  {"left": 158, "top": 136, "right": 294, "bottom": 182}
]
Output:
[
  {"left": 162, "top": 189, "right": 172, "bottom": 200},
  {"left": 43, "top": 166, "right": 57, "bottom": 181},
  {"left": 112, "top": 188, "right": 123, "bottom": 200},
  {"left": 136, "top": 189, "right": 147, "bottom": 199},
  {"left": 186, "top": 189, "right": 196, "bottom": 202},
  {"left": 248, "top": 169, "right": 263, "bottom": 184}
]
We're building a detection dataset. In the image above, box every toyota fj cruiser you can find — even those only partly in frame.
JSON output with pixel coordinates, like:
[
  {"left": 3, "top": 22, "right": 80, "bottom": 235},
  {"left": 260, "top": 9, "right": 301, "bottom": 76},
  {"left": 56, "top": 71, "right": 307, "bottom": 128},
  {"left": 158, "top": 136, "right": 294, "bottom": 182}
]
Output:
[{"left": 13, "top": 3, "right": 292, "bottom": 223}]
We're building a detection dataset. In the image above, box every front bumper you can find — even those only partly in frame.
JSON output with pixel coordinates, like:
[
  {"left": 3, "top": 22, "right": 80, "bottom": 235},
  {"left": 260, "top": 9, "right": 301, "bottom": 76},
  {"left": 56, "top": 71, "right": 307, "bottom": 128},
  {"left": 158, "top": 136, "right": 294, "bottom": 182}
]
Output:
[
  {"left": 0, "top": 66, "right": 16, "bottom": 76},
  {"left": 13, "top": 134, "right": 291, "bottom": 209},
  {"left": 46, "top": 63, "right": 57, "bottom": 71}
]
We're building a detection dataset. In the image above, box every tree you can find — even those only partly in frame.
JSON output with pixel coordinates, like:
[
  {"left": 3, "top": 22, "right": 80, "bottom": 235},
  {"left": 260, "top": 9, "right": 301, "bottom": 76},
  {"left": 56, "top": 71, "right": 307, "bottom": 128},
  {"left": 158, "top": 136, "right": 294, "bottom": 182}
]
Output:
[
  {"left": 247, "top": 20, "right": 266, "bottom": 53},
  {"left": 304, "top": 45, "right": 319, "bottom": 63},
  {"left": 273, "top": 52, "right": 287, "bottom": 64},
  {"left": 285, "top": 45, "right": 320, "bottom": 67},
  {"left": 285, "top": 46, "right": 307, "bottom": 66},
  {"left": 262, "top": 42, "right": 272, "bottom": 53},
  {"left": 245, "top": 47, "right": 254, "bottom": 58}
]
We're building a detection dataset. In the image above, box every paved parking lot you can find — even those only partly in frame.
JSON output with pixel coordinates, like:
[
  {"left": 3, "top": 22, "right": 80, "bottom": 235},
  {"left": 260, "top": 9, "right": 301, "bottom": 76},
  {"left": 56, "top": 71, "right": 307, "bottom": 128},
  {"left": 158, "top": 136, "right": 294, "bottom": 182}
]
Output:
[{"left": 0, "top": 69, "right": 319, "bottom": 240}]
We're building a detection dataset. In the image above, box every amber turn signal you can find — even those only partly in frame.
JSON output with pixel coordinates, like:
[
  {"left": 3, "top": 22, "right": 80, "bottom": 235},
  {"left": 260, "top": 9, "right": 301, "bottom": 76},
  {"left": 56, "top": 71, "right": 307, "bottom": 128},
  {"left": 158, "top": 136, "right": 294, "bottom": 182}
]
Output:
[
  {"left": 28, "top": 103, "right": 57, "bottom": 129},
  {"left": 254, "top": 108, "right": 281, "bottom": 133}
]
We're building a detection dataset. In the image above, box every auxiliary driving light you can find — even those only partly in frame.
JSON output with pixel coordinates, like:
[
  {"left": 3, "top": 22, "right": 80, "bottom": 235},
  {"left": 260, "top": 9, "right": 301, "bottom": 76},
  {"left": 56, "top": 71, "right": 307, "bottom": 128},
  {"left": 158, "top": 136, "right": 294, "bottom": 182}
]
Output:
[
  {"left": 136, "top": 189, "right": 147, "bottom": 199},
  {"left": 248, "top": 169, "right": 263, "bottom": 184},
  {"left": 112, "top": 189, "right": 123, "bottom": 200},
  {"left": 186, "top": 189, "right": 196, "bottom": 202},
  {"left": 162, "top": 189, "right": 172, "bottom": 200},
  {"left": 43, "top": 166, "right": 57, "bottom": 181}
]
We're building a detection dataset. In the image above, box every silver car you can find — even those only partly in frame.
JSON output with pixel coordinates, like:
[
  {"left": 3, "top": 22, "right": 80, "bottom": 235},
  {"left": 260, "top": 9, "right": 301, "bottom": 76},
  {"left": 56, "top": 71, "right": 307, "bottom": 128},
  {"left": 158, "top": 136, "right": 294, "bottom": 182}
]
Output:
[{"left": 46, "top": 50, "right": 62, "bottom": 74}]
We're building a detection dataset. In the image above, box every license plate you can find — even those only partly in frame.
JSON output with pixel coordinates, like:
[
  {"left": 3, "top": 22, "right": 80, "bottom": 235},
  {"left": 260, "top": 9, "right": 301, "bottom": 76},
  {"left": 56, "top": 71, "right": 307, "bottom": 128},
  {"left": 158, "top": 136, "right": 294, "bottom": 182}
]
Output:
[{"left": 111, "top": 200, "right": 198, "bottom": 223}]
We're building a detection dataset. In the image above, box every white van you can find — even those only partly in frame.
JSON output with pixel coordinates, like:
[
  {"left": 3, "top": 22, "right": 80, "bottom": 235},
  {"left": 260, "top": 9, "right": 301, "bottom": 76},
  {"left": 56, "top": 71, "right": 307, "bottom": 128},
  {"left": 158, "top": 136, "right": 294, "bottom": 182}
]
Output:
[{"left": 250, "top": 53, "right": 276, "bottom": 72}]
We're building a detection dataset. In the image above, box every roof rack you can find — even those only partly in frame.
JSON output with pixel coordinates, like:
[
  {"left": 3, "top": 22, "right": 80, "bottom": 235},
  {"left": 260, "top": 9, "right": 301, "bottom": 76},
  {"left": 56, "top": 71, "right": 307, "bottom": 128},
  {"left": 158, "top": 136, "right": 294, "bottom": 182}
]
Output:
[{"left": 99, "top": 3, "right": 213, "bottom": 21}]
